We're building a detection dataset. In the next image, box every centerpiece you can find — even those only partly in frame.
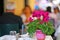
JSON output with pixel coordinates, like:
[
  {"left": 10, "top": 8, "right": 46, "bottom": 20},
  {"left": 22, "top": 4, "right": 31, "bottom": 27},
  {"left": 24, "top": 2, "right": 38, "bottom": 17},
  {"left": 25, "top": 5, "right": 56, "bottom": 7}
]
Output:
[{"left": 27, "top": 9, "right": 55, "bottom": 40}]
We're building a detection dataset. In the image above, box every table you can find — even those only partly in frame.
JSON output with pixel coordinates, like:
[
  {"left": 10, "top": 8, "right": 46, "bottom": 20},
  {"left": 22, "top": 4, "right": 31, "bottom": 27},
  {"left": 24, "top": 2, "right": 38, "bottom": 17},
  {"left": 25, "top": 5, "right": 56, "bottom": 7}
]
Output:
[{"left": 0, "top": 35, "right": 53, "bottom": 40}]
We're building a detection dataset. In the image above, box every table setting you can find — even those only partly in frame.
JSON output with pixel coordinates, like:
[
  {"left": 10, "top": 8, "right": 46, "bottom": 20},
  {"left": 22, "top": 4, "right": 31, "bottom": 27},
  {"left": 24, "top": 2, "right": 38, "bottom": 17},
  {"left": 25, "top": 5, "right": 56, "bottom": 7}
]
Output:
[
  {"left": 0, "top": 33, "right": 53, "bottom": 40},
  {"left": 0, "top": 9, "right": 55, "bottom": 40}
]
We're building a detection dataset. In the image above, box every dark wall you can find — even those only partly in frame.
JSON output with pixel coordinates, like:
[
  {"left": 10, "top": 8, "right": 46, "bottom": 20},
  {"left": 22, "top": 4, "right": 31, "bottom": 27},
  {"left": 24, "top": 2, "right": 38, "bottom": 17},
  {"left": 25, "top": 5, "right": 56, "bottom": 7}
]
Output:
[{"left": 0, "top": 0, "right": 4, "bottom": 15}]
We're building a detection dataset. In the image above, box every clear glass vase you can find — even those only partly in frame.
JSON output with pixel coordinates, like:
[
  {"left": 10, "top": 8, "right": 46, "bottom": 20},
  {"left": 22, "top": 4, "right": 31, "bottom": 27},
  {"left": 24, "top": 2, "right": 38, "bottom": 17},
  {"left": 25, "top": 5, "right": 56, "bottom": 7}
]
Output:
[{"left": 29, "top": 33, "right": 33, "bottom": 38}]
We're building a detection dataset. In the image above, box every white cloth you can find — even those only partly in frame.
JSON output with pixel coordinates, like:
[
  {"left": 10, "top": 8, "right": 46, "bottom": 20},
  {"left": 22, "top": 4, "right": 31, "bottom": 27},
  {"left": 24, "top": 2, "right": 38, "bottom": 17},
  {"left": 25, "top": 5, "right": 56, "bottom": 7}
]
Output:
[
  {"left": 21, "top": 14, "right": 32, "bottom": 25},
  {"left": 45, "top": 36, "right": 53, "bottom": 40},
  {"left": 49, "top": 13, "right": 57, "bottom": 19},
  {"left": 21, "top": 14, "right": 26, "bottom": 23},
  {"left": 0, "top": 35, "right": 53, "bottom": 40},
  {"left": 54, "top": 13, "right": 60, "bottom": 29},
  {"left": 55, "top": 25, "right": 60, "bottom": 37},
  {"left": 0, "top": 35, "right": 16, "bottom": 40},
  {"left": 21, "top": 14, "right": 29, "bottom": 25}
]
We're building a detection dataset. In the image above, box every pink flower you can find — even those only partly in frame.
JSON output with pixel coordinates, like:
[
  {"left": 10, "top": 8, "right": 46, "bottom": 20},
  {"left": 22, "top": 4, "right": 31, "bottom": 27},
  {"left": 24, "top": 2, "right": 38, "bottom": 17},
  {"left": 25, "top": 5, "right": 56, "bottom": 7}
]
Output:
[
  {"left": 39, "top": 10, "right": 45, "bottom": 15},
  {"left": 43, "top": 12, "right": 49, "bottom": 17},
  {"left": 32, "top": 10, "right": 40, "bottom": 17},
  {"left": 30, "top": 9, "right": 50, "bottom": 23},
  {"left": 32, "top": 13, "right": 37, "bottom": 17},
  {"left": 43, "top": 17, "right": 49, "bottom": 22},
  {"left": 29, "top": 17, "right": 33, "bottom": 22},
  {"left": 37, "top": 17, "right": 40, "bottom": 20}
]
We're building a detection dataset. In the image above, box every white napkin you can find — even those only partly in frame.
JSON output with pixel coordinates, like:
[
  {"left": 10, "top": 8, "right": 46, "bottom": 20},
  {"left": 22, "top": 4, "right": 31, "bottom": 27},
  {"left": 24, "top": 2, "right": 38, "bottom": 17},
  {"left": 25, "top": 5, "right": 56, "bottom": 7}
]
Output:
[{"left": 45, "top": 36, "right": 53, "bottom": 40}]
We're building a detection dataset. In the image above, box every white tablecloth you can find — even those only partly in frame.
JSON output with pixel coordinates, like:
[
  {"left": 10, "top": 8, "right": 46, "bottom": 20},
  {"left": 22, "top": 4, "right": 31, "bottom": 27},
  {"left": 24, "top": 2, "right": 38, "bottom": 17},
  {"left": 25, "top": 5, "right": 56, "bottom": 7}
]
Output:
[{"left": 0, "top": 35, "right": 53, "bottom": 40}]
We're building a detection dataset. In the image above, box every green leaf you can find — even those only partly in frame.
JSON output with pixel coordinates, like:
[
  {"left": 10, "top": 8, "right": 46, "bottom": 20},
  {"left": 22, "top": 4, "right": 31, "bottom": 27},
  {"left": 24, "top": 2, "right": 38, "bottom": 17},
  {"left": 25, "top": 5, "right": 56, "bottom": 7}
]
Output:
[{"left": 27, "top": 19, "right": 55, "bottom": 35}]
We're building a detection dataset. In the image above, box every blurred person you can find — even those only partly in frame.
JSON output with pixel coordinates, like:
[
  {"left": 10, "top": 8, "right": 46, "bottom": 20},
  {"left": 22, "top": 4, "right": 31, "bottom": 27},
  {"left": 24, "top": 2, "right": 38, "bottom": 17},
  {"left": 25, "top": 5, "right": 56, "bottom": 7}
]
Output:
[
  {"left": 53, "top": 7, "right": 60, "bottom": 37},
  {"left": 21, "top": 5, "right": 32, "bottom": 34},
  {"left": 21, "top": 5, "right": 32, "bottom": 24},
  {"left": 54, "top": 7, "right": 60, "bottom": 14},
  {"left": 46, "top": 6, "right": 56, "bottom": 38},
  {"left": 46, "top": 6, "right": 52, "bottom": 13},
  {"left": 6, "top": 2, "right": 15, "bottom": 13},
  {"left": 54, "top": 7, "right": 60, "bottom": 27},
  {"left": 0, "top": 12, "right": 23, "bottom": 36},
  {"left": 46, "top": 6, "right": 56, "bottom": 26},
  {"left": 47, "top": 6, "right": 57, "bottom": 27}
]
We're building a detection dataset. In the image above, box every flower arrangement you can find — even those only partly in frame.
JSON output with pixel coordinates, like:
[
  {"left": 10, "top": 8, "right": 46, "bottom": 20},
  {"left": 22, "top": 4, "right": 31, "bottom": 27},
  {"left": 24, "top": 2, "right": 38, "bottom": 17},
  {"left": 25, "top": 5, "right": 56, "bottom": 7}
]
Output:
[{"left": 27, "top": 9, "right": 55, "bottom": 36}]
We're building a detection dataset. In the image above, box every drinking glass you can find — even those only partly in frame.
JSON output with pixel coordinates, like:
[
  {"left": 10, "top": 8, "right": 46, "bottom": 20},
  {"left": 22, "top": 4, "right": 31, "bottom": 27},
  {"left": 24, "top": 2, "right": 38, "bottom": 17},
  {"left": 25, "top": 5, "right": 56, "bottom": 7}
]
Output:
[{"left": 10, "top": 31, "right": 16, "bottom": 35}]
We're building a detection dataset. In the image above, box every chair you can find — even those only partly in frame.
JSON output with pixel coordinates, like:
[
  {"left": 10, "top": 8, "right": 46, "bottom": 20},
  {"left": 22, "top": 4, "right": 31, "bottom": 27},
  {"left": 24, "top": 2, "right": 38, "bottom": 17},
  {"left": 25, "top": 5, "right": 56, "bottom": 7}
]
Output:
[
  {"left": 0, "top": 25, "right": 1, "bottom": 36},
  {"left": 0, "top": 24, "right": 19, "bottom": 37}
]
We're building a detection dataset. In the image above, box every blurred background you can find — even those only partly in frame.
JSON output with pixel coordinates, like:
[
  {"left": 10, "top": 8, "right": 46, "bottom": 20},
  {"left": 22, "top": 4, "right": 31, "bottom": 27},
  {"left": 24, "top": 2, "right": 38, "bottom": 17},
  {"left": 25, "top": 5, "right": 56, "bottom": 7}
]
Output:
[
  {"left": 0, "top": 0, "right": 60, "bottom": 40},
  {"left": 0, "top": 0, "right": 60, "bottom": 16}
]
